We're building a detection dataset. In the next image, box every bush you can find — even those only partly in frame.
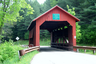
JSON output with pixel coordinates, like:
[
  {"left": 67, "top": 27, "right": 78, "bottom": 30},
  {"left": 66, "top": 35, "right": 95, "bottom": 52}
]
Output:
[
  {"left": 80, "top": 28, "right": 96, "bottom": 45},
  {"left": 76, "top": 22, "right": 81, "bottom": 43},
  {"left": 2, "top": 50, "right": 39, "bottom": 64},
  {"left": 0, "top": 40, "right": 23, "bottom": 63}
]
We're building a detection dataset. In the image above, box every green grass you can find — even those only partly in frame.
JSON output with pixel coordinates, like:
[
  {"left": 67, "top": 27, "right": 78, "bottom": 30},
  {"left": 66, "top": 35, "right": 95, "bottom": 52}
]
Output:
[
  {"left": 14, "top": 40, "right": 29, "bottom": 45},
  {"left": 18, "top": 50, "right": 39, "bottom": 64},
  {"left": 40, "top": 39, "right": 51, "bottom": 46},
  {"left": 2, "top": 50, "right": 39, "bottom": 64},
  {"left": 14, "top": 39, "right": 51, "bottom": 46}
]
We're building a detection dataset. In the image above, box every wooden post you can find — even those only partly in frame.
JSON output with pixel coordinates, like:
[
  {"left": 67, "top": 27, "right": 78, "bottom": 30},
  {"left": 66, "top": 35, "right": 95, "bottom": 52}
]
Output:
[{"left": 19, "top": 50, "right": 25, "bottom": 56}]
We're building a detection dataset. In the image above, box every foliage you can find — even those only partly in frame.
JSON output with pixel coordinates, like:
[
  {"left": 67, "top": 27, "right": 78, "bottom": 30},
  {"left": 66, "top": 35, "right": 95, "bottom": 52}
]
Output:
[
  {"left": 40, "top": 39, "right": 51, "bottom": 46},
  {"left": 80, "top": 29, "right": 96, "bottom": 45},
  {"left": 14, "top": 40, "right": 29, "bottom": 45},
  {"left": 24, "top": 31, "right": 29, "bottom": 40},
  {"left": 40, "top": 30, "right": 50, "bottom": 41},
  {"left": 67, "top": 5, "right": 75, "bottom": 15},
  {"left": 43, "top": 0, "right": 51, "bottom": 12},
  {"left": 0, "top": 39, "right": 23, "bottom": 63},
  {"left": 67, "top": 5, "right": 81, "bottom": 43},
  {"left": 0, "top": 0, "right": 34, "bottom": 41},
  {"left": 0, "top": 40, "right": 39, "bottom": 64},
  {"left": 50, "top": 0, "right": 58, "bottom": 7},
  {"left": 1, "top": 0, "right": 96, "bottom": 46},
  {"left": 11, "top": 0, "right": 41, "bottom": 40},
  {"left": 2, "top": 50, "right": 39, "bottom": 64},
  {"left": 76, "top": 23, "right": 81, "bottom": 43},
  {"left": 0, "top": 0, "right": 34, "bottom": 27}
]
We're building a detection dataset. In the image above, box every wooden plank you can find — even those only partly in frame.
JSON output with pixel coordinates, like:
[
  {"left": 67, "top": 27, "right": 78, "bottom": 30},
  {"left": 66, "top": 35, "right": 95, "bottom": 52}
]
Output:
[{"left": 19, "top": 46, "right": 40, "bottom": 57}]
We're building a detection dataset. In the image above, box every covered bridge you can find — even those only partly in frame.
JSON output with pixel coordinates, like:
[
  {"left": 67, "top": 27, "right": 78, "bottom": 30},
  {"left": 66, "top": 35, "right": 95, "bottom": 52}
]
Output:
[{"left": 27, "top": 5, "right": 80, "bottom": 51}]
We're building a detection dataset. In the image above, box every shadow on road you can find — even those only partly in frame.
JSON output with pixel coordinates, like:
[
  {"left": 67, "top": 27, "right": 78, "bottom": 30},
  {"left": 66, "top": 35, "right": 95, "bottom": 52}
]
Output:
[{"left": 39, "top": 46, "right": 65, "bottom": 52}]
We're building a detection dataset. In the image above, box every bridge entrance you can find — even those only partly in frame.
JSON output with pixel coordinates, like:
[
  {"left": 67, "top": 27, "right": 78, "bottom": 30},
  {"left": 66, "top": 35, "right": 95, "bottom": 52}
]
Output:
[
  {"left": 27, "top": 5, "right": 80, "bottom": 51},
  {"left": 40, "top": 21, "right": 73, "bottom": 50}
]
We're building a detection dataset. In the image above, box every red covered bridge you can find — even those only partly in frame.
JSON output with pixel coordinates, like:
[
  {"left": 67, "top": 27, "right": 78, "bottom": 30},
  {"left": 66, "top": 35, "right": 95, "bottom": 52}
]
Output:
[{"left": 27, "top": 5, "right": 80, "bottom": 51}]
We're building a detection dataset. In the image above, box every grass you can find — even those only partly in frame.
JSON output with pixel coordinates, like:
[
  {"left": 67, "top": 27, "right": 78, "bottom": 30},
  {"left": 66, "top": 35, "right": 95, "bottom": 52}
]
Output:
[
  {"left": 40, "top": 39, "right": 51, "bottom": 46},
  {"left": 14, "top": 39, "right": 51, "bottom": 46},
  {"left": 14, "top": 40, "right": 29, "bottom": 45},
  {"left": 18, "top": 50, "right": 39, "bottom": 64},
  {"left": 2, "top": 50, "right": 39, "bottom": 64}
]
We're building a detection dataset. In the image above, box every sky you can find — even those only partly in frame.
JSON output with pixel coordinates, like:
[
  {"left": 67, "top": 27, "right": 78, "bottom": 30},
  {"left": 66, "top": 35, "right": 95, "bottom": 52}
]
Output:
[{"left": 37, "top": 0, "right": 46, "bottom": 4}]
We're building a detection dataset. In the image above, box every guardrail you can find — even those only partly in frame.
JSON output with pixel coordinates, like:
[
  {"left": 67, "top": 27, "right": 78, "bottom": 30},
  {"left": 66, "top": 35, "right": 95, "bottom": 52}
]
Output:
[
  {"left": 73, "top": 46, "right": 96, "bottom": 54},
  {"left": 18, "top": 46, "right": 40, "bottom": 58}
]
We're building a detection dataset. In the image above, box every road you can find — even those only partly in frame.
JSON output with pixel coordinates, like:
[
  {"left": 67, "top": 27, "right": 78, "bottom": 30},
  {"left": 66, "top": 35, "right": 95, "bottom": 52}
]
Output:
[{"left": 30, "top": 46, "right": 96, "bottom": 64}]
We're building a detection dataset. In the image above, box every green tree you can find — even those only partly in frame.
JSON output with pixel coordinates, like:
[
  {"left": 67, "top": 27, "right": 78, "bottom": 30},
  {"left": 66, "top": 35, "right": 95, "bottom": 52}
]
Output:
[
  {"left": 11, "top": 0, "right": 41, "bottom": 40},
  {"left": 67, "top": 5, "right": 81, "bottom": 43},
  {"left": 0, "top": 0, "right": 34, "bottom": 41},
  {"left": 42, "top": 0, "right": 51, "bottom": 12},
  {"left": 50, "top": 0, "right": 58, "bottom": 7}
]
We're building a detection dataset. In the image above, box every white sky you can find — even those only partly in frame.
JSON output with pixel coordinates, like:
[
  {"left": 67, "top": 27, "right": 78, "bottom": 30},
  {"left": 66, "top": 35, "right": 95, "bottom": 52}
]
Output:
[{"left": 37, "top": 0, "right": 46, "bottom": 4}]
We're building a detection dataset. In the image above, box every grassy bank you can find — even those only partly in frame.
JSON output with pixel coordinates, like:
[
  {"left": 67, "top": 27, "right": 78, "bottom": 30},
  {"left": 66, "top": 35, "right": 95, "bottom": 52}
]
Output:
[
  {"left": 0, "top": 40, "right": 39, "bottom": 64},
  {"left": 2, "top": 50, "right": 39, "bottom": 64}
]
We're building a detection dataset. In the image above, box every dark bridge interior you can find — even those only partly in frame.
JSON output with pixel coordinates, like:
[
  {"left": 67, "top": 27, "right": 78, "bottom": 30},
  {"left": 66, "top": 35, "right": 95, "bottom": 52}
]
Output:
[{"left": 40, "top": 21, "right": 73, "bottom": 50}]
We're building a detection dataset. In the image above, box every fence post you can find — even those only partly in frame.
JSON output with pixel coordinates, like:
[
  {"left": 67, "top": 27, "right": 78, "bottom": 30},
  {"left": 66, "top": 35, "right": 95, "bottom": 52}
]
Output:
[
  {"left": 93, "top": 50, "right": 95, "bottom": 54},
  {"left": 84, "top": 49, "right": 86, "bottom": 53},
  {"left": 18, "top": 51, "right": 21, "bottom": 59},
  {"left": 19, "top": 50, "right": 25, "bottom": 56},
  {"left": 76, "top": 49, "right": 79, "bottom": 52}
]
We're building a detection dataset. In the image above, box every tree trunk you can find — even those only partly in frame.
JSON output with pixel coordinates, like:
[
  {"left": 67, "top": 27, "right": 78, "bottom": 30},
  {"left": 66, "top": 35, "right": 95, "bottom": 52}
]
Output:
[{"left": 0, "top": 28, "right": 2, "bottom": 43}]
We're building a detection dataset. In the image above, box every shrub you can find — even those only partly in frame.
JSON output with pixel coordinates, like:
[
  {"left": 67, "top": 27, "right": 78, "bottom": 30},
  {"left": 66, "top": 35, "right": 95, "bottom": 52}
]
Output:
[{"left": 0, "top": 40, "right": 23, "bottom": 63}]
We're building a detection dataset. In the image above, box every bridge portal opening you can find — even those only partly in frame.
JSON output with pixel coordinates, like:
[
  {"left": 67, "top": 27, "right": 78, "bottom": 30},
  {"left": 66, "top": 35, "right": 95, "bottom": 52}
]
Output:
[{"left": 40, "top": 21, "right": 73, "bottom": 50}]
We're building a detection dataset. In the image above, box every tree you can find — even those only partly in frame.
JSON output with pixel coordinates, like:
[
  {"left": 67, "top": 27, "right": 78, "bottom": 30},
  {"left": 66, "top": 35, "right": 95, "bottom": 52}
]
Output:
[
  {"left": 42, "top": 0, "right": 51, "bottom": 12},
  {"left": 50, "top": 0, "right": 58, "bottom": 7},
  {"left": 67, "top": 5, "right": 81, "bottom": 43},
  {"left": 0, "top": 0, "right": 34, "bottom": 41}
]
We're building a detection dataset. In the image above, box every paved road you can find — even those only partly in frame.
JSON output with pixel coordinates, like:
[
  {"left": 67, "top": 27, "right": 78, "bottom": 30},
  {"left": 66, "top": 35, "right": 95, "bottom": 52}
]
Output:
[{"left": 30, "top": 46, "right": 96, "bottom": 64}]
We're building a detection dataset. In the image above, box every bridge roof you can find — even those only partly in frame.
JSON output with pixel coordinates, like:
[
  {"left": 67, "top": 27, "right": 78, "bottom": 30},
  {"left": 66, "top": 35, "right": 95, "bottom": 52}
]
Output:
[{"left": 28, "top": 5, "right": 80, "bottom": 30}]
